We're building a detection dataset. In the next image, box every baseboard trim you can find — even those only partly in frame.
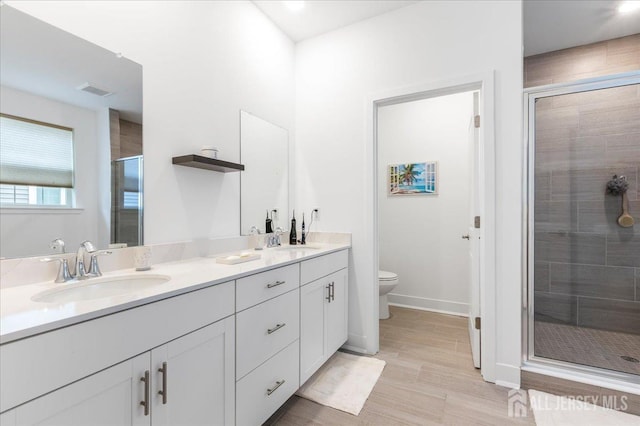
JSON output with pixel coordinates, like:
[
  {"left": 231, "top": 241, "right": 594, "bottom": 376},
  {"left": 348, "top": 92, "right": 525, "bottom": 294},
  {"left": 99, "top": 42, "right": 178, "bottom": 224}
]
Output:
[
  {"left": 388, "top": 294, "right": 469, "bottom": 317},
  {"left": 344, "top": 333, "right": 373, "bottom": 355}
]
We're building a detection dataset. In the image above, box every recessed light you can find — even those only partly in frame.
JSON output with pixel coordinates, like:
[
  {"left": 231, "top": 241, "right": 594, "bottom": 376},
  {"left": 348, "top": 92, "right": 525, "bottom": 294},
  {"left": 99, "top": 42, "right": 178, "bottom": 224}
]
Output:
[
  {"left": 283, "top": 1, "right": 305, "bottom": 12},
  {"left": 618, "top": 1, "right": 640, "bottom": 14}
]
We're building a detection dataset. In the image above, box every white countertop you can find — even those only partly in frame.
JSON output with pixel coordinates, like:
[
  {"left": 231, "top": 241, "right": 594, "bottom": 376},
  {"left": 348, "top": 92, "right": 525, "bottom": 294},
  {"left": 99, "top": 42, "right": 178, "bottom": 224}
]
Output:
[{"left": 0, "top": 243, "right": 349, "bottom": 344}]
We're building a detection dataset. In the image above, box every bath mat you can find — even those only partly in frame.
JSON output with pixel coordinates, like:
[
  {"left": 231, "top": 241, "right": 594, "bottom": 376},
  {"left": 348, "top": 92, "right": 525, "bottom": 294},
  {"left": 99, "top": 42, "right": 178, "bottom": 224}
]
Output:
[
  {"left": 528, "top": 389, "right": 640, "bottom": 425},
  {"left": 296, "top": 351, "right": 386, "bottom": 416}
]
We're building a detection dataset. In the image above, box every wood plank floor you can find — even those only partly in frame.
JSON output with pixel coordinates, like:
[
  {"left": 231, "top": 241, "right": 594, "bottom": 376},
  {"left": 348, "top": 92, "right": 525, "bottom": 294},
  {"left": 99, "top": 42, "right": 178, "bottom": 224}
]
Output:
[{"left": 266, "top": 306, "right": 536, "bottom": 425}]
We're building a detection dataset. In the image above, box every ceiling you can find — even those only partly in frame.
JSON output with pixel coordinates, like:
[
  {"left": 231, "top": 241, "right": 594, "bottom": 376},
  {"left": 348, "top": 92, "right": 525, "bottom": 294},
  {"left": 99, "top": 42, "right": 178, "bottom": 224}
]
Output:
[
  {"left": 252, "top": 0, "right": 418, "bottom": 42},
  {"left": 0, "top": 5, "right": 142, "bottom": 123},
  {"left": 524, "top": 0, "right": 640, "bottom": 57},
  {"left": 254, "top": 1, "right": 639, "bottom": 56}
]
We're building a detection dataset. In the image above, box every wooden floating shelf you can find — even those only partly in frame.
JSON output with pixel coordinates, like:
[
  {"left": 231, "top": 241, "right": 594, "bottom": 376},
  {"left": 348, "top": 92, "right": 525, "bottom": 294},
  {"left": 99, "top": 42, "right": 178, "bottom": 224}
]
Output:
[{"left": 172, "top": 154, "right": 245, "bottom": 173}]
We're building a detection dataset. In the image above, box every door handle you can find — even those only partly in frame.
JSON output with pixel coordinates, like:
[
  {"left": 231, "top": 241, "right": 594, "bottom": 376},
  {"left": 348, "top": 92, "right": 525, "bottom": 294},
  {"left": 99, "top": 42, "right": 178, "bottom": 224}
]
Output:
[
  {"left": 158, "top": 362, "right": 168, "bottom": 404},
  {"left": 140, "top": 370, "right": 150, "bottom": 416},
  {"left": 461, "top": 234, "right": 470, "bottom": 240},
  {"left": 326, "top": 284, "right": 331, "bottom": 302},
  {"left": 267, "top": 280, "right": 285, "bottom": 288},
  {"left": 267, "top": 323, "right": 286, "bottom": 334},
  {"left": 330, "top": 282, "right": 335, "bottom": 301},
  {"left": 267, "top": 379, "right": 285, "bottom": 396}
]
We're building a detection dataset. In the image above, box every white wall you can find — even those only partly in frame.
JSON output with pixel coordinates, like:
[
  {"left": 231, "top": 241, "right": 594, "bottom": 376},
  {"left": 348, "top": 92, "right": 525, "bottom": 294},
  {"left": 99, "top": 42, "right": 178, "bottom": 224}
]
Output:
[
  {"left": 0, "top": 86, "right": 101, "bottom": 257},
  {"left": 378, "top": 92, "right": 473, "bottom": 316},
  {"left": 294, "top": 1, "right": 523, "bottom": 385},
  {"left": 7, "top": 0, "right": 296, "bottom": 245}
]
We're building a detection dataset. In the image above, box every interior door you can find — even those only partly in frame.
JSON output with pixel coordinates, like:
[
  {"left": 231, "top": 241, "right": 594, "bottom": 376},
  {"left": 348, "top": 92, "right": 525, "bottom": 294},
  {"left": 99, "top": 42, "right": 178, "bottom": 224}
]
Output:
[{"left": 468, "top": 92, "right": 481, "bottom": 369}]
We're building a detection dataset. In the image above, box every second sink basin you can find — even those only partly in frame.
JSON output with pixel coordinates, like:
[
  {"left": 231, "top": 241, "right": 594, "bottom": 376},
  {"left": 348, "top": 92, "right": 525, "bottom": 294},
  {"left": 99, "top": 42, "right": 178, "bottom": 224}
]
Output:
[{"left": 32, "top": 274, "right": 171, "bottom": 304}]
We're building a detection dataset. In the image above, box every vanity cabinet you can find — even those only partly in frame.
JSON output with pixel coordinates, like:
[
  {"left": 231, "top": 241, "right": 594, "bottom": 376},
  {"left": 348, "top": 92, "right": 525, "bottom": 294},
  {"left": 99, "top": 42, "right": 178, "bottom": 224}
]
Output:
[
  {"left": 0, "top": 281, "right": 235, "bottom": 423},
  {"left": 300, "top": 251, "right": 349, "bottom": 385},
  {"left": 1, "top": 317, "right": 235, "bottom": 426},
  {"left": 1, "top": 248, "right": 350, "bottom": 426}
]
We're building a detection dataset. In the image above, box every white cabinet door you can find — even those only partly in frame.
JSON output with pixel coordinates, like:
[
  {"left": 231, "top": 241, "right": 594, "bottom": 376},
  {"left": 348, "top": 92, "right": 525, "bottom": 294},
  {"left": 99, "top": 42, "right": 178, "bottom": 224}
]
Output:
[
  {"left": 0, "top": 409, "right": 16, "bottom": 426},
  {"left": 326, "top": 269, "right": 348, "bottom": 355},
  {"left": 300, "top": 268, "right": 349, "bottom": 385},
  {"left": 300, "top": 277, "right": 329, "bottom": 385},
  {"left": 152, "top": 316, "right": 235, "bottom": 426},
  {"left": 14, "top": 353, "right": 150, "bottom": 426}
]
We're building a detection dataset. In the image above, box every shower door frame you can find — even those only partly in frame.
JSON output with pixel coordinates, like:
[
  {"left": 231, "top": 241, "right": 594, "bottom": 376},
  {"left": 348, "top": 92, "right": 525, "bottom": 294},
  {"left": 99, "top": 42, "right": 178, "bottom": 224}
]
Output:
[{"left": 522, "top": 71, "right": 640, "bottom": 392}]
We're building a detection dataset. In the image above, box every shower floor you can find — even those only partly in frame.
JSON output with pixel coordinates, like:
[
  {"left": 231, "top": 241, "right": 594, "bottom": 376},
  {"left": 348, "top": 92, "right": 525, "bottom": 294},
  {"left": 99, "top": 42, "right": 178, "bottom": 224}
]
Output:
[{"left": 535, "top": 321, "right": 640, "bottom": 376}]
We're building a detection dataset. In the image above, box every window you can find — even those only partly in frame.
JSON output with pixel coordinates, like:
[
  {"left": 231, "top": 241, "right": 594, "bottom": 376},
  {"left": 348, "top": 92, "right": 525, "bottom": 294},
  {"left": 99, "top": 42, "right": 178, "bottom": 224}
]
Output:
[{"left": 0, "top": 114, "right": 74, "bottom": 207}]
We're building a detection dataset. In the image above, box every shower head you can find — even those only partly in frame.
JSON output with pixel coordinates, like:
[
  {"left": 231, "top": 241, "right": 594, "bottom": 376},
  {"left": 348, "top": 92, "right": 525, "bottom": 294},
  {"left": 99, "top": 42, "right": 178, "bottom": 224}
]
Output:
[{"left": 606, "top": 175, "right": 629, "bottom": 196}]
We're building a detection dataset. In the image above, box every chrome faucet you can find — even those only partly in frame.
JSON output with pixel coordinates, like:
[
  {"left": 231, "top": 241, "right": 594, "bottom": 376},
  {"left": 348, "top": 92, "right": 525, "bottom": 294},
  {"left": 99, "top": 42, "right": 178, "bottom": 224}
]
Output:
[
  {"left": 266, "top": 227, "right": 285, "bottom": 248},
  {"left": 75, "top": 240, "right": 97, "bottom": 279},
  {"left": 41, "top": 257, "right": 74, "bottom": 283}
]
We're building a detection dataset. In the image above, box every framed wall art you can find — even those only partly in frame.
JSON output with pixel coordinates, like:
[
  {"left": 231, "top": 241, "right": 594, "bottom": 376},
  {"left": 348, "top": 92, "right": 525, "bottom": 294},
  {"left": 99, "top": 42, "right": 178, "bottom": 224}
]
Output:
[{"left": 388, "top": 161, "right": 438, "bottom": 195}]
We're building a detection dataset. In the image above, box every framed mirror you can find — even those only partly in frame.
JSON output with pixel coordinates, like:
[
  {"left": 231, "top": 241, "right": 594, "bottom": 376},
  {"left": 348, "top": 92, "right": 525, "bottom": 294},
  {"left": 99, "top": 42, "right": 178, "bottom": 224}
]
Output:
[
  {"left": 240, "top": 111, "right": 289, "bottom": 235},
  {"left": 0, "top": 5, "right": 143, "bottom": 258}
]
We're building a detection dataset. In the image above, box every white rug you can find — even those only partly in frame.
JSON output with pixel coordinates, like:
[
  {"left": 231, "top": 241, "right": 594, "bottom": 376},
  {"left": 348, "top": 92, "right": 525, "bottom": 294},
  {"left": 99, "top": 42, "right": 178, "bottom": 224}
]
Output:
[
  {"left": 296, "top": 351, "right": 386, "bottom": 416},
  {"left": 529, "top": 390, "right": 640, "bottom": 426}
]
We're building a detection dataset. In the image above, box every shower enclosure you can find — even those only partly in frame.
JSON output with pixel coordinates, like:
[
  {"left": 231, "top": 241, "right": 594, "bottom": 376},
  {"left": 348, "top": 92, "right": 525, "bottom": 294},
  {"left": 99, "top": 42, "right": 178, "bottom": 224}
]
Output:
[
  {"left": 525, "top": 72, "right": 640, "bottom": 383},
  {"left": 111, "top": 155, "right": 143, "bottom": 247}
]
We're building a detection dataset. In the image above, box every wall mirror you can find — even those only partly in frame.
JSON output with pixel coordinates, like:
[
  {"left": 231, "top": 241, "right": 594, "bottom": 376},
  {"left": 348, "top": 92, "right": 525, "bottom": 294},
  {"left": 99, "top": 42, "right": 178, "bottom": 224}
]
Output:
[
  {"left": 240, "top": 111, "right": 289, "bottom": 235},
  {"left": 0, "top": 5, "right": 143, "bottom": 259}
]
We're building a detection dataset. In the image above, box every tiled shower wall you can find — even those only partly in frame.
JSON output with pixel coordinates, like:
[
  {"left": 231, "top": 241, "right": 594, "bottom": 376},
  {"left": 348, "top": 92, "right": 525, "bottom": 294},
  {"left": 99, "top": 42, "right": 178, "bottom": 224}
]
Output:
[{"left": 525, "top": 34, "right": 640, "bottom": 335}]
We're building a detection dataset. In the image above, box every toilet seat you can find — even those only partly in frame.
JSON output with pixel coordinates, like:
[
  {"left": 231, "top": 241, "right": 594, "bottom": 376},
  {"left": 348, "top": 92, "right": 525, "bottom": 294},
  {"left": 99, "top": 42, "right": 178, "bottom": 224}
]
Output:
[{"left": 378, "top": 270, "right": 398, "bottom": 281}]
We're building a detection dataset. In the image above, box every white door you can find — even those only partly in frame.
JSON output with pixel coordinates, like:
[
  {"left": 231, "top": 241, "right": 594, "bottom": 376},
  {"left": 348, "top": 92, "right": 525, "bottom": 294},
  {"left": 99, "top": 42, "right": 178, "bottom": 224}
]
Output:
[
  {"left": 300, "top": 278, "right": 329, "bottom": 385},
  {"left": 151, "top": 317, "right": 235, "bottom": 426},
  {"left": 467, "top": 92, "right": 481, "bottom": 368},
  {"left": 13, "top": 353, "right": 150, "bottom": 426},
  {"left": 326, "top": 269, "right": 349, "bottom": 355}
]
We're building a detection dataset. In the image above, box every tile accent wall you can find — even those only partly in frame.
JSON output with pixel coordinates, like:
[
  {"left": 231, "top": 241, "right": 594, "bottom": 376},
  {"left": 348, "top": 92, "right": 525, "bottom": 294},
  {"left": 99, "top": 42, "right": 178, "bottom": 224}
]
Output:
[{"left": 526, "top": 35, "right": 640, "bottom": 336}]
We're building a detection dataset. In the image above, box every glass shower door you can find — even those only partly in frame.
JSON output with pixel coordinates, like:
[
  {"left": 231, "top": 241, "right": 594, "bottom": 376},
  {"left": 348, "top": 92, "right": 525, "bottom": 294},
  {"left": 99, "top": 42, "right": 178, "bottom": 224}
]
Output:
[
  {"left": 528, "top": 77, "right": 640, "bottom": 377},
  {"left": 111, "top": 155, "right": 143, "bottom": 247}
]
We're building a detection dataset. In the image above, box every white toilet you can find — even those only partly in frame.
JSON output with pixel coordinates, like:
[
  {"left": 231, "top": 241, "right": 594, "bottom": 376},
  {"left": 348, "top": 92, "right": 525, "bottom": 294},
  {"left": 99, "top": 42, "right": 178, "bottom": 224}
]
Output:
[{"left": 378, "top": 270, "right": 399, "bottom": 320}]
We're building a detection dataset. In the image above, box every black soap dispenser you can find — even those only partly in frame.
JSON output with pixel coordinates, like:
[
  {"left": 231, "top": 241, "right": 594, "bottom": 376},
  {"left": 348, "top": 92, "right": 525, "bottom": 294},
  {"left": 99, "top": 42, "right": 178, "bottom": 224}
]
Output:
[
  {"left": 265, "top": 210, "right": 273, "bottom": 234},
  {"left": 301, "top": 213, "right": 306, "bottom": 245},
  {"left": 289, "top": 210, "right": 297, "bottom": 245}
]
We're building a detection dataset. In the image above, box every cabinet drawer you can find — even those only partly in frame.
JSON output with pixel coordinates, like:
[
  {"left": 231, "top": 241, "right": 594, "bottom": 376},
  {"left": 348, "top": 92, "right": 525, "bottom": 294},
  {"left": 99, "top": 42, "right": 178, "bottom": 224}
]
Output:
[
  {"left": 236, "top": 340, "right": 299, "bottom": 426},
  {"left": 236, "top": 288, "right": 299, "bottom": 379},
  {"left": 236, "top": 264, "right": 299, "bottom": 311},
  {"left": 301, "top": 250, "right": 348, "bottom": 285}
]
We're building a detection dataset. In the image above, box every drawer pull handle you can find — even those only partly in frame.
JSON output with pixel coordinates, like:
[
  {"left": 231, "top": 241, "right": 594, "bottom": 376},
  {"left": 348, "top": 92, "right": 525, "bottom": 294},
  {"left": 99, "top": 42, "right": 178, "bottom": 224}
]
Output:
[
  {"left": 267, "top": 280, "right": 286, "bottom": 288},
  {"left": 140, "top": 370, "right": 150, "bottom": 416},
  {"left": 267, "top": 323, "right": 286, "bottom": 334},
  {"left": 158, "top": 362, "right": 168, "bottom": 404},
  {"left": 326, "top": 284, "right": 331, "bottom": 303},
  {"left": 331, "top": 281, "right": 335, "bottom": 301},
  {"left": 267, "top": 379, "right": 285, "bottom": 396}
]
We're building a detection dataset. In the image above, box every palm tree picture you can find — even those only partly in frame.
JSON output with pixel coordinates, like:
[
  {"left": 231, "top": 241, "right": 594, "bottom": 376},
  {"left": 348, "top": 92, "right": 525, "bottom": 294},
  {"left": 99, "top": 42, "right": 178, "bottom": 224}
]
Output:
[
  {"left": 401, "top": 163, "right": 419, "bottom": 186},
  {"left": 389, "top": 161, "right": 438, "bottom": 195}
]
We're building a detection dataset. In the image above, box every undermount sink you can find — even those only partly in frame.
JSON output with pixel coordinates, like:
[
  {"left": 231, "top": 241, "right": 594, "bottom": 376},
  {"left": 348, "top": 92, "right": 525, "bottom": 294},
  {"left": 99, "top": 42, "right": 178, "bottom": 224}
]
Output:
[
  {"left": 275, "top": 245, "right": 320, "bottom": 251},
  {"left": 32, "top": 274, "right": 171, "bottom": 304}
]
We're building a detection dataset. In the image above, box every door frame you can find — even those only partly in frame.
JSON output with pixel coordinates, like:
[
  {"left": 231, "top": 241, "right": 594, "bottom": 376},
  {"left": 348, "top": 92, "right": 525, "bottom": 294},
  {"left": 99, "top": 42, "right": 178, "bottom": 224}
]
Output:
[{"left": 366, "top": 71, "right": 497, "bottom": 382}]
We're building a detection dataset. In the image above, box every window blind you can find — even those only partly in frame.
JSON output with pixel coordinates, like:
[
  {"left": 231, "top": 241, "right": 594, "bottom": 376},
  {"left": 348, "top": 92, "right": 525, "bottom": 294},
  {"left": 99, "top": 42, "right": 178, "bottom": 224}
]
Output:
[{"left": 0, "top": 114, "right": 74, "bottom": 188}]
